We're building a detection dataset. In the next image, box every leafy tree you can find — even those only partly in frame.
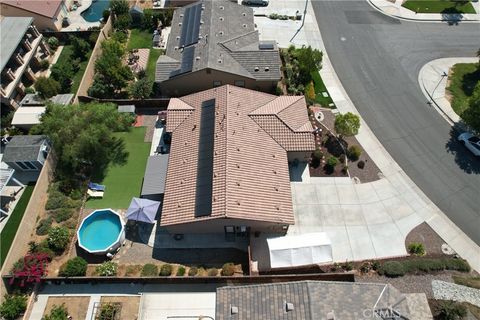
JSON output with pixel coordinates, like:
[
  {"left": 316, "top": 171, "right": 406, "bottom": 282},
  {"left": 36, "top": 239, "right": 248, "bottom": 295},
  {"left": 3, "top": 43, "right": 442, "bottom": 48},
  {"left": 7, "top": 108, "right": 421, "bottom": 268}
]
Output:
[
  {"left": 0, "top": 295, "right": 27, "bottom": 320},
  {"left": 334, "top": 112, "right": 361, "bottom": 137},
  {"left": 59, "top": 257, "right": 88, "bottom": 276},
  {"left": 47, "top": 37, "right": 59, "bottom": 51},
  {"left": 129, "top": 78, "right": 153, "bottom": 99},
  {"left": 43, "top": 304, "right": 69, "bottom": 320},
  {"left": 70, "top": 36, "right": 91, "bottom": 60},
  {"left": 110, "top": 0, "right": 129, "bottom": 15},
  {"left": 88, "top": 76, "right": 114, "bottom": 98},
  {"left": 113, "top": 13, "right": 132, "bottom": 31},
  {"left": 461, "top": 82, "right": 480, "bottom": 133},
  {"left": 35, "top": 76, "right": 60, "bottom": 98},
  {"left": 30, "top": 103, "right": 131, "bottom": 178},
  {"left": 434, "top": 300, "right": 467, "bottom": 320},
  {"left": 304, "top": 81, "right": 316, "bottom": 104},
  {"left": 47, "top": 226, "right": 70, "bottom": 253},
  {"left": 291, "top": 45, "right": 323, "bottom": 84},
  {"left": 51, "top": 62, "right": 74, "bottom": 93}
]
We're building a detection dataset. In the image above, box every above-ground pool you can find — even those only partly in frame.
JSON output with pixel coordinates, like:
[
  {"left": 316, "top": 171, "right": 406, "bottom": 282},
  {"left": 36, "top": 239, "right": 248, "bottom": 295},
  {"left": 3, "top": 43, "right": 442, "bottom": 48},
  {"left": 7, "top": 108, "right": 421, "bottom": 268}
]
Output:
[
  {"left": 81, "top": 0, "right": 111, "bottom": 22},
  {"left": 77, "top": 209, "right": 125, "bottom": 255}
]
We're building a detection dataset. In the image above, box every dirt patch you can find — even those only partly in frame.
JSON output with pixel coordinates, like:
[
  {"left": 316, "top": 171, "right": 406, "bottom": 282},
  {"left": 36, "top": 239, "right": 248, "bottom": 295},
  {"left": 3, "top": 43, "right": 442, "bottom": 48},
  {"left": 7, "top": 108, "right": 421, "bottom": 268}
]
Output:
[
  {"left": 405, "top": 222, "right": 449, "bottom": 257},
  {"left": 43, "top": 297, "right": 90, "bottom": 319},
  {"left": 99, "top": 296, "right": 140, "bottom": 320}
]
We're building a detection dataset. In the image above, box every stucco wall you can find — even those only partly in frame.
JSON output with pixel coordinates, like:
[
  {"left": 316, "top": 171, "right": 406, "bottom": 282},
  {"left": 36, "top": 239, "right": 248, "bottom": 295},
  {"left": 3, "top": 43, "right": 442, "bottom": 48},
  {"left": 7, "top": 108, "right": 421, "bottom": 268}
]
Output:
[{"left": 0, "top": 4, "right": 62, "bottom": 31}]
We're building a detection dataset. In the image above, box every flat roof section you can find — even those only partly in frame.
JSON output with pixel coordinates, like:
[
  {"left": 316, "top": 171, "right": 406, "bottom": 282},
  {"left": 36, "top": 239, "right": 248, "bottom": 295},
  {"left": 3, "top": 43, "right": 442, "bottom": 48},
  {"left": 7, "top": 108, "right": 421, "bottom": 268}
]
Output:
[{"left": 141, "top": 155, "right": 169, "bottom": 197}]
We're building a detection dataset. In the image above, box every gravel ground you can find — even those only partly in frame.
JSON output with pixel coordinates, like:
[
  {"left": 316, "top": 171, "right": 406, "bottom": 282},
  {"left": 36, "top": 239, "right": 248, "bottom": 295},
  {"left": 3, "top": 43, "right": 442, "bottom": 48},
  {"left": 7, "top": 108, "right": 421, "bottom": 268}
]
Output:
[{"left": 433, "top": 280, "right": 480, "bottom": 307}]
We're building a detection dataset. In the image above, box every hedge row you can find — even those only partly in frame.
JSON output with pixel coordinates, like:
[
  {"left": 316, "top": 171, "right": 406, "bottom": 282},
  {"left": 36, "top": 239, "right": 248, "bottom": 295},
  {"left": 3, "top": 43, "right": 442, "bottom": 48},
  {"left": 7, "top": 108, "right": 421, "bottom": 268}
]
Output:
[{"left": 381, "top": 258, "right": 470, "bottom": 278}]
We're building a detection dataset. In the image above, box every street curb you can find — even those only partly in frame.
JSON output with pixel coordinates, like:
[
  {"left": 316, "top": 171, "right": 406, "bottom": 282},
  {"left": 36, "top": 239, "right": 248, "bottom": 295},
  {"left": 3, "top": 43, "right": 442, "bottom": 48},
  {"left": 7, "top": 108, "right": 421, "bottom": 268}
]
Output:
[{"left": 366, "top": 0, "right": 480, "bottom": 23}]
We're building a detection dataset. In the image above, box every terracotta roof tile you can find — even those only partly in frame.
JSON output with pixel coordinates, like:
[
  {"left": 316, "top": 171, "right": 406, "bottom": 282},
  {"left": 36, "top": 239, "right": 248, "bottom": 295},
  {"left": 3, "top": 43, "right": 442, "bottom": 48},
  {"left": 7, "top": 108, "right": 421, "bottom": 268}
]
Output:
[{"left": 0, "top": 0, "right": 62, "bottom": 18}]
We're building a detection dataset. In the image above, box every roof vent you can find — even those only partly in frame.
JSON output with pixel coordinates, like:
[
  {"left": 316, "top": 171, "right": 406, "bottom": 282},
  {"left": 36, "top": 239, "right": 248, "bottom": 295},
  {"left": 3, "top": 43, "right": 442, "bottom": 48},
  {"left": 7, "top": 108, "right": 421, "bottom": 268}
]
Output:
[
  {"left": 196, "top": 56, "right": 201, "bottom": 60},
  {"left": 254, "top": 66, "right": 259, "bottom": 72},
  {"left": 176, "top": 36, "right": 180, "bottom": 40},
  {"left": 218, "top": 59, "right": 222, "bottom": 64},
  {"left": 237, "top": 147, "right": 240, "bottom": 151},
  {"left": 242, "top": 12, "right": 246, "bottom": 16},
  {"left": 180, "top": 13, "right": 184, "bottom": 17},
  {"left": 236, "top": 201, "right": 241, "bottom": 206},
  {"left": 200, "top": 20, "right": 204, "bottom": 24},
  {"left": 236, "top": 164, "right": 240, "bottom": 168},
  {"left": 274, "top": 187, "right": 279, "bottom": 191},
  {"left": 285, "top": 302, "right": 294, "bottom": 312},
  {"left": 219, "top": 31, "right": 224, "bottom": 36},
  {"left": 265, "top": 66, "right": 270, "bottom": 72},
  {"left": 231, "top": 305, "right": 239, "bottom": 315},
  {"left": 179, "top": 22, "right": 182, "bottom": 26},
  {"left": 242, "top": 24, "right": 247, "bottom": 28},
  {"left": 219, "top": 5, "right": 224, "bottom": 9},
  {"left": 273, "top": 170, "right": 277, "bottom": 174},
  {"left": 236, "top": 182, "right": 240, "bottom": 186},
  {"left": 174, "top": 46, "right": 179, "bottom": 50},
  {"left": 219, "top": 17, "right": 224, "bottom": 21},
  {"left": 327, "top": 311, "right": 335, "bottom": 320}
]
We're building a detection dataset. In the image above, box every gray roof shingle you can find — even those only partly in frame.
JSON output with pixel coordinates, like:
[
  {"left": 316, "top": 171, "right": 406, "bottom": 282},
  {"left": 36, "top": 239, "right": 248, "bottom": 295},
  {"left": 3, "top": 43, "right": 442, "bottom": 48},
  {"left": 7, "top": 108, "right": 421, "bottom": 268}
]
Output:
[
  {"left": 2, "top": 135, "right": 48, "bottom": 163},
  {"left": 141, "top": 154, "right": 169, "bottom": 196}
]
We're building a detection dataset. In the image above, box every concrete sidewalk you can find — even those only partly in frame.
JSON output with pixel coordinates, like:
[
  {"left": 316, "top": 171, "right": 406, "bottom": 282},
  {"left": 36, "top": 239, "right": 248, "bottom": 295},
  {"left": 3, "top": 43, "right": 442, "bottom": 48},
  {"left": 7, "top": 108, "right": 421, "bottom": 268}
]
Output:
[
  {"left": 254, "top": 1, "right": 480, "bottom": 271},
  {"left": 367, "top": 0, "right": 479, "bottom": 22},
  {"left": 418, "top": 57, "right": 477, "bottom": 126}
]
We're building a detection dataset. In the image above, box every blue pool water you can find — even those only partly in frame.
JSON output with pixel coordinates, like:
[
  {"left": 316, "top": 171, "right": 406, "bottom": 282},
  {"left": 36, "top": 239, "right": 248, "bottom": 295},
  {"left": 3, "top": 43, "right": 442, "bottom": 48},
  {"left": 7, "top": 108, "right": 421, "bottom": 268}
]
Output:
[
  {"left": 78, "top": 210, "right": 122, "bottom": 251},
  {"left": 81, "top": 0, "right": 111, "bottom": 23}
]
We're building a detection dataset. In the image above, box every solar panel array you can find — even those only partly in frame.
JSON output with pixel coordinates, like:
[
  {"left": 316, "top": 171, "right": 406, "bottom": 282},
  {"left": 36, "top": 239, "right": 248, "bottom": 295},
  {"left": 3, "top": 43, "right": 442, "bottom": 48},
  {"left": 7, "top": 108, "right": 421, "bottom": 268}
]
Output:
[
  {"left": 179, "top": 3, "right": 202, "bottom": 48},
  {"left": 169, "top": 46, "right": 195, "bottom": 78},
  {"left": 195, "top": 99, "right": 216, "bottom": 217}
]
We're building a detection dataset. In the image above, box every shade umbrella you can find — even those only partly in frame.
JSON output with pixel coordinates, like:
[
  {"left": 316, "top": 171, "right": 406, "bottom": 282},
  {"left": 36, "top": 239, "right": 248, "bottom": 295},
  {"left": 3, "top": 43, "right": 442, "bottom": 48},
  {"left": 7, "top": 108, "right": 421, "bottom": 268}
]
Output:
[{"left": 126, "top": 197, "right": 160, "bottom": 224}]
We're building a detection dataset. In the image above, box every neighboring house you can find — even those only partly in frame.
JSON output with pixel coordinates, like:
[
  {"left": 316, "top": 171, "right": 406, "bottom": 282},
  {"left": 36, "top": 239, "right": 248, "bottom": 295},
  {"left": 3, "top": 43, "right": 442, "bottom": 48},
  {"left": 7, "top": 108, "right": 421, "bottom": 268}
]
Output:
[
  {"left": 216, "top": 281, "right": 415, "bottom": 320},
  {"left": 161, "top": 85, "right": 315, "bottom": 235},
  {"left": 2, "top": 135, "right": 51, "bottom": 172},
  {"left": 0, "top": 17, "right": 50, "bottom": 109},
  {"left": 155, "top": 0, "right": 281, "bottom": 97},
  {"left": 11, "top": 93, "right": 73, "bottom": 129},
  {"left": 0, "top": 0, "right": 70, "bottom": 31}
]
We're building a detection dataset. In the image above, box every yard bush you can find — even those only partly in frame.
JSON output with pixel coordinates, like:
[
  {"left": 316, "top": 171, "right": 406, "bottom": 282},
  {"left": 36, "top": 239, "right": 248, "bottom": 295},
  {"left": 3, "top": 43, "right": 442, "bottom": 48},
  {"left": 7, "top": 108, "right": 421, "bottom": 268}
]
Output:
[
  {"left": 305, "top": 81, "right": 316, "bottom": 104},
  {"left": 342, "top": 261, "right": 353, "bottom": 272},
  {"left": 129, "top": 78, "right": 153, "bottom": 99},
  {"left": 0, "top": 294, "right": 27, "bottom": 320},
  {"left": 408, "top": 242, "right": 425, "bottom": 256},
  {"left": 47, "top": 226, "right": 70, "bottom": 253},
  {"left": 48, "top": 37, "right": 59, "bottom": 50},
  {"left": 53, "top": 208, "right": 74, "bottom": 223},
  {"left": 59, "top": 257, "right": 88, "bottom": 277},
  {"left": 326, "top": 156, "right": 338, "bottom": 168},
  {"left": 40, "top": 59, "right": 50, "bottom": 70},
  {"left": 334, "top": 112, "right": 360, "bottom": 137},
  {"left": 159, "top": 264, "right": 173, "bottom": 276},
  {"left": 443, "top": 258, "right": 470, "bottom": 272},
  {"left": 71, "top": 36, "right": 90, "bottom": 59},
  {"left": 188, "top": 267, "right": 198, "bottom": 276},
  {"left": 311, "top": 148, "right": 323, "bottom": 168},
  {"left": 43, "top": 303, "right": 69, "bottom": 320},
  {"left": 347, "top": 145, "right": 362, "bottom": 161},
  {"left": 36, "top": 217, "right": 53, "bottom": 235},
  {"left": 35, "top": 76, "right": 60, "bottom": 98},
  {"left": 432, "top": 300, "right": 467, "bottom": 320},
  {"left": 96, "top": 261, "right": 118, "bottom": 276},
  {"left": 360, "top": 262, "right": 371, "bottom": 274},
  {"left": 113, "top": 13, "right": 131, "bottom": 31},
  {"left": 382, "top": 261, "right": 406, "bottom": 278},
  {"left": 221, "top": 263, "right": 235, "bottom": 276},
  {"left": 403, "top": 259, "right": 444, "bottom": 273},
  {"left": 141, "top": 263, "right": 158, "bottom": 276},
  {"left": 97, "top": 303, "right": 120, "bottom": 320},
  {"left": 176, "top": 266, "right": 186, "bottom": 276},
  {"left": 207, "top": 268, "right": 218, "bottom": 277},
  {"left": 357, "top": 160, "right": 365, "bottom": 169},
  {"left": 28, "top": 240, "right": 55, "bottom": 260}
]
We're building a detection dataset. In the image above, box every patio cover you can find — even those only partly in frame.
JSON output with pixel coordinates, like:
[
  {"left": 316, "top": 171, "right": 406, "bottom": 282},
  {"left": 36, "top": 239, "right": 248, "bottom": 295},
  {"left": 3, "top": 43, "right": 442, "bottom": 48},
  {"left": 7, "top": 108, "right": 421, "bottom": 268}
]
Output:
[
  {"left": 267, "top": 232, "right": 333, "bottom": 269},
  {"left": 126, "top": 197, "right": 161, "bottom": 224}
]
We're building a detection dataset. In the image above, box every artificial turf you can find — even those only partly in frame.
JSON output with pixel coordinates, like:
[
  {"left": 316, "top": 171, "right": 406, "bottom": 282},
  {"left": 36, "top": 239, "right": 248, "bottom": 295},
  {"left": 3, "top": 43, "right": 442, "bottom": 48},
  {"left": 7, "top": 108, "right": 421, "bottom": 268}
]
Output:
[{"left": 85, "top": 127, "right": 150, "bottom": 209}]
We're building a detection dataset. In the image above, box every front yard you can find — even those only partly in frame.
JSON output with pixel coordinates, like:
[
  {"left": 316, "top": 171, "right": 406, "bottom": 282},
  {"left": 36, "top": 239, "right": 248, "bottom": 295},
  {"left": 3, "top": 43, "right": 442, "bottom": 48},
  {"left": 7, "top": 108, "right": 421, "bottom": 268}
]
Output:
[
  {"left": 447, "top": 62, "right": 480, "bottom": 116},
  {"left": 86, "top": 127, "right": 150, "bottom": 209},
  {"left": 402, "top": 0, "right": 476, "bottom": 13}
]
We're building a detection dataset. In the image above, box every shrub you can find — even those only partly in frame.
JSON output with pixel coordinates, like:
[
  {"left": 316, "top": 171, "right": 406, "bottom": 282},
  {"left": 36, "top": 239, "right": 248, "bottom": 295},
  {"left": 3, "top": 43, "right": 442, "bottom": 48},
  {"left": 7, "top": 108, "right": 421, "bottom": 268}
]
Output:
[
  {"left": 360, "top": 262, "right": 371, "bottom": 274},
  {"left": 48, "top": 36, "right": 59, "bottom": 50},
  {"left": 327, "top": 156, "right": 338, "bottom": 168},
  {"left": 269, "top": 13, "right": 279, "bottom": 19},
  {"left": 24, "top": 87, "right": 35, "bottom": 94},
  {"left": 311, "top": 148, "right": 323, "bottom": 168},
  {"left": 330, "top": 262, "right": 341, "bottom": 272},
  {"left": 305, "top": 81, "right": 316, "bottom": 104},
  {"left": 433, "top": 300, "right": 467, "bottom": 320},
  {"left": 382, "top": 261, "right": 405, "bottom": 278},
  {"left": 141, "top": 263, "right": 158, "bottom": 277},
  {"left": 371, "top": 261, "right": 381, "bottom": 271},
  {"left": 188, "top": 267, "right": 198, "bottom": 276},
  {"left": 342, "top": 261, "right": 353, "bottom": 272},
  {"left": 159, "top": 264, "right": 172, "bottom": 276},
  {"left": 36, "top": 217, "right": 53, "bottom": 235},
  {"left": 207, "top": 268, "right": 218, "bottom": 277},
  {"left": 275, "top": 85, "right": 283, "bottom": 96},
  {"left": 47, "top": 226, "right": 70, "bottom": 253},
  {"left": 28, "top": 240, "right": 55, "bottom": 260},
  {"left": 39, "top": 59, "right": 50, "bottom": 70},
  {"left": 71, "top": 36, "right": 91, "bottom": 60},
  {"left": 341, "top": 165, "right": 348, "bottom": 175},
  {"left": 35, "top": 76, "right": 60, "bottom": 98},
  {"left": 43, "top": 304, "right": 68, "bottom": 320},
  {"left": 128, "top": 78, "right": 153, "bottom": 99},
  {"left": 443, "top": 258, "right": 470, "bottom": 272},
  {"left": 347, "top": 145, "right": 362, "bottom": 161},
  {"left": 357, "top": 160, "right": 365, "bottom": 169},
  {"left": 403, "top": 259, "right": 444, "bottom": 273},
  {"left": 59, "top": 257, "right": 87, "bottom": 277},
  {"left": 0, "top": 294, "right": 27, "bottom": 320},
  {"left": 113, "top": 13, "right": 131, "bottom": 31},
  {"left": 176, "top": 266, "right": 186, "bottom": 276},
  {"left": 97, "top": 303, "right": 120, "bottom": 320},
  {"left": 96, "top": 261, "right": 118, "bottom": 276},
  {"left": 221, "top": 263, "right": 235, "bottom": 276},
  {"left": 334, "top": 112, "right": 360, "bottom": 137},
  {"left": 103, "top": 9, "right": 111, "bottom": 22},
  {"left": 408, "top": 242, "right": 426, "bottom": 256},
  {"left": 53, "top": 207, "right": 74, "bottom": 223},
  {"left": 125, "top": 265, "right": 140, "bottom": 276},
  {"left": 69, "top": 189, "right": 83, "bottom": 200}
]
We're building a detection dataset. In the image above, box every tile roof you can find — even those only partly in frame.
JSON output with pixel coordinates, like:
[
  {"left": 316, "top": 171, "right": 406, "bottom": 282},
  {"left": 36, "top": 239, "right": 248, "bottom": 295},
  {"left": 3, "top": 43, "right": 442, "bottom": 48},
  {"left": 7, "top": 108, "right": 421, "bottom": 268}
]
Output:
[
  {"left": 156, "top": 0, "right": 281, "bottom": 83},
  {"left": 161, "top": 85, "right": 315, "bottom": 227},
  {"left": 0, "top": 0, "right": 63, "bottom": 18},
  {"left": 215, "top": 281, "right": 411, "bottom": 320},
  {"left": 2, "top": 135, "right": 48, "bottom": 163}
]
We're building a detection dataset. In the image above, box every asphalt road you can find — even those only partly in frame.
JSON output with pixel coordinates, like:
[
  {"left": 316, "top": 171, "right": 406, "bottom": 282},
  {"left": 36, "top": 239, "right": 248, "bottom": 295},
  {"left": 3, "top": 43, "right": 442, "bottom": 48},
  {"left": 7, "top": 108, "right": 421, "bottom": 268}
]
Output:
[{"left": 311, "top": 0, "right": 480, "bottom": 244}]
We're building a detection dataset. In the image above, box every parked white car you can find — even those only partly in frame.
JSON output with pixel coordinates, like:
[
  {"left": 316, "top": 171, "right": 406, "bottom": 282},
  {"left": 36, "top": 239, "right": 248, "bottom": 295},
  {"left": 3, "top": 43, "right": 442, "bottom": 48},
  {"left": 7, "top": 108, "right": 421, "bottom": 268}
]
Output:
[{"left": 458, "top": 132, "right": 480, "bottom": 157}]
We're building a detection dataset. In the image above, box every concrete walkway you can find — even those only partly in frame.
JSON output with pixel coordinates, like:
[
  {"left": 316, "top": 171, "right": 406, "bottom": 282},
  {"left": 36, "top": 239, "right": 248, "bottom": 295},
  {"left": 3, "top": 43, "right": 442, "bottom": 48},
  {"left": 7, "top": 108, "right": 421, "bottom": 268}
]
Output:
[
  {"left": 254, "top": 0, "right": 480, "bottom": 271},
  {"left": 418, "top": 57, "right": 478, "bottom": 126},
  {"left": 367, "top": 0, "right": 480, "bottom": 22}
]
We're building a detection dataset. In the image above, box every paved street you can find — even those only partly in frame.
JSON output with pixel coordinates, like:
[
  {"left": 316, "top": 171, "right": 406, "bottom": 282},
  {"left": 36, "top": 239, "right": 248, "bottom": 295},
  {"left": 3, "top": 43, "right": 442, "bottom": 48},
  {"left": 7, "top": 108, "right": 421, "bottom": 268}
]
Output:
[{"left": 311, "top": 0, "right": 480, "bottom": 245}]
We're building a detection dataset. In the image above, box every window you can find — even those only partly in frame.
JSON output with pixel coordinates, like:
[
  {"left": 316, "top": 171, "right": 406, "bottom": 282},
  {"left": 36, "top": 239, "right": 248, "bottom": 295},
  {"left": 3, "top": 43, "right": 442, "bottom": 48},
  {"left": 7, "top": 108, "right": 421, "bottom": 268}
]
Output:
[
  {"left": 16, "top": 162, "right": 28, "bottom": 170},
  {"left": 24, "top": 161, "right": 37, "bottom": 170},
  {"left": 213, "top": 81, "right": 222, "bottom": 88},
  {"left": 234, "top": 80, "right": 245, "bottom": 88},
  {"left": 206, "top": 68, "right": 211, "bottom": 74}
]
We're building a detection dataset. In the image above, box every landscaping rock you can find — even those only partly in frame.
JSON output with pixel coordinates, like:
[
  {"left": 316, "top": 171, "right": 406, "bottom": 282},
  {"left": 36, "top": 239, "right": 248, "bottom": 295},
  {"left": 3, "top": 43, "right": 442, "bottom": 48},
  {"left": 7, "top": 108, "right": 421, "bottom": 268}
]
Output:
[{"left": 432, "top": 280, "right": 480, "bottom": 307}]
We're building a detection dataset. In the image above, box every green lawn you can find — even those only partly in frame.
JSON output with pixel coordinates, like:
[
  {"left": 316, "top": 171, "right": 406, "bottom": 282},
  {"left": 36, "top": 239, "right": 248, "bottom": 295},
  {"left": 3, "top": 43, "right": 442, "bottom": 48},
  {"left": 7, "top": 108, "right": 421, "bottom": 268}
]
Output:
[
  {"left": 0, "top": 184, "right": 34, "bottom": 267},
  {"left": 127, "top": 28, "right": 165, "bottom": 82},
  {"left": 54, "top": 45, "right": 92, "bottom": 95},
  {"left": 447, "top": 63, "right": 479, "bottom": 116},
  {"left": 85, "top": 127, "right": 150, "bottom": 209},
  {"left": 311, "top": 70, "right": 335, "bottom": 108},
  {"left": 147, "top": 49, "right": 163, "bottom": 81},
  {"left": 402, "top": 0, "right": 476, "bottom": 13}
]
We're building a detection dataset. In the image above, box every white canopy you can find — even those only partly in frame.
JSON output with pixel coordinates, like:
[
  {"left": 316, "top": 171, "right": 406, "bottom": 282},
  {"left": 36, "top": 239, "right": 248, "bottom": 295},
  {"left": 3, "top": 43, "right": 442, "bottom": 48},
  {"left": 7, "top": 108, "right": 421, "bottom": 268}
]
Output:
[
  {"left": 267, "top": 232, "right": 333, "bottom": 269},
  {"left": 126, "top": 197, "right": 161, "bottom": 224}
]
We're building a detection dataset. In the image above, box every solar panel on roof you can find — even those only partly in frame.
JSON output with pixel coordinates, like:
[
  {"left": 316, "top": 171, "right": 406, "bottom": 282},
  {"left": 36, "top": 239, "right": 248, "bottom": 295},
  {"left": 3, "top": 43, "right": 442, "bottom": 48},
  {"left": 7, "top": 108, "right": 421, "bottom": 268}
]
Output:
[
  {"left": 195, "top": 99, "right": 216, "bottom": 217},
  {"left": 180, "top": 46, "right": 195, "bottom": 73},
  {"left": 179, "top": 3, "right": 202, "bottom": 47},
  {"left": 259, "top": 42, "right": 275, "bottom": 50}
]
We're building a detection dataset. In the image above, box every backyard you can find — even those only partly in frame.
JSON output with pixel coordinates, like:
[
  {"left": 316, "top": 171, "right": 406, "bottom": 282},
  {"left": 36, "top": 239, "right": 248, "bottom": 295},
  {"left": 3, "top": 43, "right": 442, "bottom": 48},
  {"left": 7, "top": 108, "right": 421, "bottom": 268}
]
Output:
[
  {"left": 86, "top": 127, "right": 150, "bottom": 209},
  {"left": 447, "top": 62, "right": 480, "bottom": 116},
  {"left": 0, "top": 184, "right": 34, "bottom": 267},
  {"left": 402, "top": 0, "right": 476, "bottom": 13},
  {"left": 55, "top": 45, "right": 91, "bottom": 95},
  {"left": 127, "top": 28, "right": 164, "bottom": 81}
]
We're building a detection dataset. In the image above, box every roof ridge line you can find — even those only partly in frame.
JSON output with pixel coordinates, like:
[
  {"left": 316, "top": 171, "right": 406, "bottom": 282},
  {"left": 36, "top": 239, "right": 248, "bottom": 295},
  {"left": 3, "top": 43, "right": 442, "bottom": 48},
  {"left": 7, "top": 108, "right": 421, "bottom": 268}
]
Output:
[
  {"left": 218, "top": 30, "right": 259, "bottom": 50},
  {"left": 223, "top": 85, "right": 229, "bottom": 218}
]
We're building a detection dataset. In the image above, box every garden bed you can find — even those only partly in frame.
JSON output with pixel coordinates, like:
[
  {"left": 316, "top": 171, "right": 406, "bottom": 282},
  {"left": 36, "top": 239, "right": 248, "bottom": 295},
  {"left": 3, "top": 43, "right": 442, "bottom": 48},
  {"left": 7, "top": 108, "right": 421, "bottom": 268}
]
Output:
[
  {"left": 99, "top": 296, "right": 140, "bottom": 320},
  {"left": 43, "top": 297, "right": 89, "bottom": 319}
]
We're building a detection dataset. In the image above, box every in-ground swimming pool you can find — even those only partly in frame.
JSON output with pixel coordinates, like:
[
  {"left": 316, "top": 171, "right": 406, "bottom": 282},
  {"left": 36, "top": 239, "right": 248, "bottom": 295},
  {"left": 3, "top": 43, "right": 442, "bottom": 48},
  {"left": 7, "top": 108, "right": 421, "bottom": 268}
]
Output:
[
  {"left": 81, "top": 0, "right": 111, "bottom": 23},
  {"left": 77, "top": 209, "right": 125, "bottom": 255}
]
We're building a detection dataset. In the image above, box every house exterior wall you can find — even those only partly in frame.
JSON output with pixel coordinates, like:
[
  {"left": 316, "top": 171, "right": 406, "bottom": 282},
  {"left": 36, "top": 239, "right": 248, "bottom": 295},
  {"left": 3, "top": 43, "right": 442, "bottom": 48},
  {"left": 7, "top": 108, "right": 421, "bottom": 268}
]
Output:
[
  {"left": 0, "top": 3, "right": 64, "bottom": 31},
  {"left": 159, "top": 68, "right": 277, "bottom": 97},
  {"left": 162, "top": 217, "right": 290, "bottom": 234},
  {"left": 287, "top": 151, "right": 312, "bottom": 162}
]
